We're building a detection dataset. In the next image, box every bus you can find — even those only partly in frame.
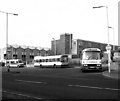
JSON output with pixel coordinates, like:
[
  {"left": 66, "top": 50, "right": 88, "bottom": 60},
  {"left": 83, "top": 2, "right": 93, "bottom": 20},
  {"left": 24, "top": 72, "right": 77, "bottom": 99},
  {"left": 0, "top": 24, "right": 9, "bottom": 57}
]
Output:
[
  {"left": 34, "top": 55, "right": 70, "bottom": 68},
  {"left": 81, "top": 48, "right": 103, "bottom": 71},
  {"left": 6, "top": 59, "right": 25, "bottom": 68}
]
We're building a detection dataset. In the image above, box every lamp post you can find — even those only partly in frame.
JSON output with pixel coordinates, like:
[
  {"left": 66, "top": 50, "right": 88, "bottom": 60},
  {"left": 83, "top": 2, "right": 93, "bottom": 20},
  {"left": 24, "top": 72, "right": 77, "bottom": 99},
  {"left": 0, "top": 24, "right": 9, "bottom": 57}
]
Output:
[
  {"left": 93, "top": 6, "right": 111, "bottom": 73},
  {"left": 70, "top": 34, "right": 72, "bottom": 55},
  {"left": 93, "top": 6, "right": 110, "bottom": 45},
  {"left": 0, "top": 10, "right": 18, "bottom": 60},
  {"left": 108, "top": 26, "right": 115, "bottom": 51},
  {"left": 52, "top": 38, "right": 56, "bottom": 55}
]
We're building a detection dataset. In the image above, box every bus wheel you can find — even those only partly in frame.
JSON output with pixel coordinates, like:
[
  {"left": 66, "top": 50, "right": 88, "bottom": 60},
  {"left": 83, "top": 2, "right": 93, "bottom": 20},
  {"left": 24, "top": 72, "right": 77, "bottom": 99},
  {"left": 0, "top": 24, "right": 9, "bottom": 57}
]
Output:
[
  {"left": 53, "top": 64, "right": 56, "bottom": 68},
  {"left": 40, "top": 65, "right": 42, "bottom": 68}
]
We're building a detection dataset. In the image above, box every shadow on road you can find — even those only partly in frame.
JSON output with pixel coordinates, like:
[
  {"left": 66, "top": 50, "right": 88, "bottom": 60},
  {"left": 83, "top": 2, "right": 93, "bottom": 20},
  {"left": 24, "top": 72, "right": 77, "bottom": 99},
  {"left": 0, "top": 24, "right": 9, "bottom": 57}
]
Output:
[{"left": 81, "top": 68, "right": 108, "bottom": 73}]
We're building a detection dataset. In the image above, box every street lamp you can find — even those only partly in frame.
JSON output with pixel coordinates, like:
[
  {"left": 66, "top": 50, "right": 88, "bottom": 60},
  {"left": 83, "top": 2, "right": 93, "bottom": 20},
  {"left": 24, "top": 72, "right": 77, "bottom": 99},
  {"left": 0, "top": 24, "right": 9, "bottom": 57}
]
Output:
[
  {"left": 93, "top": 6, "right": 111, "bottom": 73},
  {"left": 93, "top": 6, "right": 110, "bottom": 45},
  {"left": 0, "top": 10, "right": 18, "bottom": 60},
  {"left": 108, "top": 26, "right": 115, "bottom": 51},
  {"left": 52, "top": 38, "right": 56, "bottom": 55}
]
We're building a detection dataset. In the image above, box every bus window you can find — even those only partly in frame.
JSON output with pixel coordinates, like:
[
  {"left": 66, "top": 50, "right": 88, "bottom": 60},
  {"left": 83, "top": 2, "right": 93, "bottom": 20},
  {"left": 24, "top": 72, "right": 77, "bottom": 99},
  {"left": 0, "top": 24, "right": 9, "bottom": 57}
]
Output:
[
  {"left": 61, "top": 56, "right": 68, "bottom": 62},
  {"left": 49, "top": 59, "right": 52, "bottom": 62},
  {"left": 6, "top": 61, "right": 9, "bottom": 64},
  {"left": 19, "top": 60, "right": 22, "bottom": 63},
  {"left": 55, "top": 58, "right": 57, "bottom": 62},
  {"left": 39, "top": 59, "right": 42, "bottom": 62},
  {"left": 46, "top": 59, "right": 48, "bottom": 62},
  {"left": 11, "top": 61, "right": 16, "bottom": 64},
  {"left": 52, "top": 58, "right": 56, "bottom": 62},
  {"left": 43, "top": 59, "right": 45, "bottom": 62},
  {"left": 57, "top": 58, "right": 60, "bottom": 61}
]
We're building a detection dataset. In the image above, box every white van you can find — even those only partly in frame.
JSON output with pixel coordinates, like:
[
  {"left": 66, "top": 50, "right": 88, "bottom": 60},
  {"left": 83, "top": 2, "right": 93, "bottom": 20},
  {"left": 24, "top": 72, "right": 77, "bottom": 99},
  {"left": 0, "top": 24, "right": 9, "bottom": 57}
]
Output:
[
  {"left": 113, "top": 52, "right": 120, "bottom": 62},
  {"left": 6, "top": 59, "right": 25, "bottom": 68}
]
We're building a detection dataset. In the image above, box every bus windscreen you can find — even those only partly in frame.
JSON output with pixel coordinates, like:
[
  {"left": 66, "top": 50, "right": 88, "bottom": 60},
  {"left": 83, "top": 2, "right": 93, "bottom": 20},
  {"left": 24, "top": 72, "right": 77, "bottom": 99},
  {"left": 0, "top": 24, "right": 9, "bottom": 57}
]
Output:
[
  {"left": 82, "top": 51, "right": 101, "bottom": 60},
  {"left": 61, "top": 55, "right": 68, "bottom": 62}
]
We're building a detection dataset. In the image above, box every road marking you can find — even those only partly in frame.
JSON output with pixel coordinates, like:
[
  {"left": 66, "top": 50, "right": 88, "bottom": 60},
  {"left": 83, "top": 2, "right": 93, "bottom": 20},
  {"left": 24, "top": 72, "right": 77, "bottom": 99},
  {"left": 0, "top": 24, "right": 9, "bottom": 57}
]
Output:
[
  {"left": 68, "top": 84, "right": 120, "bottom": 91},
  {"left": 15, "top": 79, "right": 47, "bottom": 84},
  {"left": 2, "top": 90, "right": 42, "bottom": 99}
]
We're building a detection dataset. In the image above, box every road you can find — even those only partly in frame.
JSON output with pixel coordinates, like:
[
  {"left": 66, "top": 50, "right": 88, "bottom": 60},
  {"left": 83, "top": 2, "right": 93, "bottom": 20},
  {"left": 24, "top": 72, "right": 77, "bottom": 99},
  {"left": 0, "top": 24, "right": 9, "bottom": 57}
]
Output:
[{"left": 2, "top": 66, "right": 119, "bottom": 100}]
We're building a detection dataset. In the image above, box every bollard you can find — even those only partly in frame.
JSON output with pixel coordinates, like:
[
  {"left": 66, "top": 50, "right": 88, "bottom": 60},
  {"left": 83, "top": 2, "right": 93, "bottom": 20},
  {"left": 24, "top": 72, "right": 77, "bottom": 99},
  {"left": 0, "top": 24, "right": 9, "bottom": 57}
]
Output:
[
  {"left": 7, "top": 66, "right": 10, "bottom": 72},
  {"left": 7, "top": 67, "right": 10, "bottom": 72}
]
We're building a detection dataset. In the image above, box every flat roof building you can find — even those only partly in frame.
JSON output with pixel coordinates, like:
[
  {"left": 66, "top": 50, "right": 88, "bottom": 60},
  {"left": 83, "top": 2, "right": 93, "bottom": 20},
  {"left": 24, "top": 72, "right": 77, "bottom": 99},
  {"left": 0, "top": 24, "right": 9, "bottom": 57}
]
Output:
[
  {"left": 51, "top": 33, "right": 72, "bottom": 55},
  {"left": 51, "top": 33, "right": 119, "bottom": 58}
]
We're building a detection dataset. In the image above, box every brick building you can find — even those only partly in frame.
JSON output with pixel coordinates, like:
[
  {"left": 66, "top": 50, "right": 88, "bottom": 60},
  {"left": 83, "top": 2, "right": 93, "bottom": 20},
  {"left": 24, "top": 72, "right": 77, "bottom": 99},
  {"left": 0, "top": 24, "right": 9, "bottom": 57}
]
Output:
[
  {"left": 1, "top": 33, "right": 119, "bottom": 63},
  {"left": 3, "top": 45, "right": 52, "bottom": 63},
  {"left": 71, "top": 39, "right": 108, "bottom": 58},
  {"left": 51, "top": 33, "right": 119, "bottom": 58}
]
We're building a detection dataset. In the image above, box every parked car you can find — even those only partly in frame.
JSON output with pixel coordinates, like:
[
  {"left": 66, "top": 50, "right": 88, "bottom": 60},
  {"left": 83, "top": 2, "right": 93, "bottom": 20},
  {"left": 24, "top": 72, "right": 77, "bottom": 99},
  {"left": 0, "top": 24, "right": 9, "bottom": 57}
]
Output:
[{"left": 113, "top": 52, "right": 120, "bottom": 62}]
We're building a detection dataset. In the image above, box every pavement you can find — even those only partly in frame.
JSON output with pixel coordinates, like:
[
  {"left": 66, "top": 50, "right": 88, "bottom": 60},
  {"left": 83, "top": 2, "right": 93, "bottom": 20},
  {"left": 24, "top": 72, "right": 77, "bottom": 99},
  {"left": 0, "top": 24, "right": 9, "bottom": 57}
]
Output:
[
  {"left": 102, "top": 62, "right": 120, "bottom": 79},
  {"left": 102, "top": 70, "right": 120, "bottom": 79}
]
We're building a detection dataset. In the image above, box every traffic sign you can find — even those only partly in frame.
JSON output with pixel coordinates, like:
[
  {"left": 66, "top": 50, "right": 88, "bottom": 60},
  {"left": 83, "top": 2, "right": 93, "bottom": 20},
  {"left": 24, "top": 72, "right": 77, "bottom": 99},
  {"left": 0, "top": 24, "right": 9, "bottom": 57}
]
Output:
[{"left": 106, "top": 45, "right": 112, "bottom": 50}]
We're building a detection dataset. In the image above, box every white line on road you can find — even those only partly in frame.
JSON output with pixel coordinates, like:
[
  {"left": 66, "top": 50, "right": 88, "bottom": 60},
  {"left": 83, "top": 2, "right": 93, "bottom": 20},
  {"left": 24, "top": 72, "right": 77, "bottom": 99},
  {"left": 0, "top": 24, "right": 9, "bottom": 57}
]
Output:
[
  {"left": 2, "top": 90, "right": 42, "bottom": 99},
  {"left": 68, "top": 84, "right": 120, "bottom": 91},
  {"left": 15, "top": 79, "right": 47, "bottom": 84}
]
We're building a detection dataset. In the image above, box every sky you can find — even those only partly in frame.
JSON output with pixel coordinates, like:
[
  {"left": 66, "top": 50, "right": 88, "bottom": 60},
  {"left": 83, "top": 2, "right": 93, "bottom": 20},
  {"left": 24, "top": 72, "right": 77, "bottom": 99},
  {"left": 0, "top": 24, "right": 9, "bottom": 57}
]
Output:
[{"left": 0, "top": 0, "right": 119, "bottom": 49}]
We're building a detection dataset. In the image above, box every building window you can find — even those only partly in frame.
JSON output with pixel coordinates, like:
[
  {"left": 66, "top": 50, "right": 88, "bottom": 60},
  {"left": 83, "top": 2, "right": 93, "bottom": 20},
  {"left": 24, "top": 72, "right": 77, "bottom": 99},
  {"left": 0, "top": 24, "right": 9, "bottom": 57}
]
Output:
[
  {"left": 79, "top": 41, "right": 83, "bottom": 46},
  {"left": 13, "top": 55, "right": 17, "bottom": 59},
  {"left": 4, "top": 54, "right": 7, "bottom": 59},
  {"left": 30, "top": 55, "right": 34, "bottom": 59}
]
